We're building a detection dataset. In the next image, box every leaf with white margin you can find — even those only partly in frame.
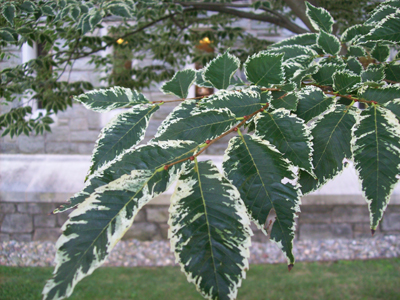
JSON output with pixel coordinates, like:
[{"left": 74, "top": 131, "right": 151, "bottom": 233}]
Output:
[
  {"left": 361, "top": 64, "right": 385, "bottom": 83},
  {"left": 352, "top": 105, "right": 400, "bottom": 230},
  {"left": 53, "top": 140, "right": 198, "bottom": 213},
  {"left": 347, "top": 45, "right": 366, "bottom": 57},
  {"left": 195, "top": 69, "right": 213, "bottom": 88},
  {"left": 255, "top": 109, "right": 314, "bottom": 175},
  {"left": 203, "top": 51, "right": 240, "bottom": 89},
  {"left": 384, "top": 99, "right": 400, "bottom": 123},
  {"left": 199, "top": 88, "right": 262, "bottom": 118},
  {"left": 365, "top": 5, "right": 397, "bottom": 26},
  {"left": 296, "top": 86, "right": 335, "bottom": 123},
  {"left": 266, "top": 45, "right": 317, "bottom": 61},
  {"left": 312, "top": 63, "right": 345, "bottom": 86},
  {"left": 87, "top": 104, "right": 159, "bottom": 176},
  {"left": 270, "top": 90, "right": 298, "bottom": 111},
  {"left": 333, "top": 70, "right": 362, "bottom": 95},
  {"left": 305, "top": 1, "right": 334, "bottom": 33},
  {"left": 269, "top": 33, "right": 317, "bottom": 48},
  {"left": 346, "top": 57, "right": 363, "bottom": 75},
  {"left": 244, "top": 52, "right": 284, "bottom": 88},
  {"left": 223, "top": 134, "right": 300, "bottom": 265},
  {"left": 299, "top": 105, "right": 358, "bottom": 194},
  {"left": 341, "top": 24, "right": 373, "bottom": 44},
  {"left": 161, "top": 69, "right": 196, "bottom": 99},
  {"left": 43, "top": 141, "right": 197, "bottom": 300},
  {"left": 154, "top": 108, "right": 237, "bottom": 144},
  {"left": 291, "top": 64, "right": 319, "bottom": 88},
  {"left": 169, "top": 160, "right": 252, "bottom": 300},
  {"left": 74, "top": 87, "right": 150, "bottom": 112},
  {"left": 358, "top": 12, "right": 400, "bottom": 44},
  {"left": 371, "top": 44, "right": 390, "bottom": 62},
  {"left": 358, "top": 85, "right": 400, "bottom": 105},
  {"left": 317, "top": 30, "right": 341, "bottom": 55},
  {"left": 384, "top": 63, "right": 400, "bottom": 82}
]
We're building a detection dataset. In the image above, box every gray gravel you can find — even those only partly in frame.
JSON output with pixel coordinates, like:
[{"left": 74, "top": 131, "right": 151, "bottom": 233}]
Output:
[{"left": 1, "top": 235, "right": 399, "bottom": 267}]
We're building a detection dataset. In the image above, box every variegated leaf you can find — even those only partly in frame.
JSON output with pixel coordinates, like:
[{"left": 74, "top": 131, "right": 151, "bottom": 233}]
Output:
[
  {"left": 203, "top": 51, "right": 240, "bottom": 89},
  {"left": 296, "top": 86, "right": 335, "bottom": 123},
  {"left": 199, "top": 88, "right": 262, "bottom": 118},
  {"left": 346, "top": 57, "right": 363, "bottom": 75},
  {"left": 333, "top": 70, "right": 362, "bottom": 94},
  {"left": 341, "top": 24, "right": 373, "bottom": 44},
  {"left": 312, "top": 63, "right": 345, "bottom": 86},
  {"left": 169, "top": 160, "right": 252, "bottom": 300},
  {"left": 317, "top": 30, "right": 341, "bottom": 55},
  {"left": 2, "top": 4, "right": 15, "bottom": 26},
  {"left": 266, "top": 45, "right": 317, "bottom": 61},
  {"left": 305, "top": 1, "right": 334, "bottom": 33},
  {"left": 352, "top": 106, "right": 400, "bottom": 230},
  {"left": 87, "top": 104, "right": 159, "bottom": 176},
  {"left": 347, "top": 45, "right": 366, "bottom": 57},
  {"left": 161, "top": 69, "right": 196, "bottom": 99},
  {"left": 384, "top": 99, "right": 400, "bottom": 122},
  {"left": 244, "top": 52, "right": 284, "bottom": 88},
  {"left": 223, "top": 134, "right": 300, "bottom": 264},
  {"left": 358, "top": 85, "right": 400, "bottom": 105},
  {"left": 255, "top": 109, "right": 314, "bottom": 175},
  {"left": 359, "top": 12, "right": 400, "bottom": 44},
  {"left": 299, "top": 105, "right": 358, "bottom": 194},
  {"left": 270, "top": 33, "right": 317, "bottom": 48},
  {"left": 365, "top": 5, "right": 397, "bottom": 25},
  {"left": 371, "top": 44, "right": 390, "bottom": 62},
  {"left": 270, "top": 90, "right": 298, "bottom": 111},
  {"left": 154, "top": 108, "right": 237, "bottom": 144},
  {"left": 54, "top": 141, "right": 198, "bottom": 213},
  {"left": 195, "top": 69, "right": 213, "bottom": 88},
  {"left": 74, "top": 87, "right": 150, "bottom": 112},
  {"left": 43, "top": 141, "right": 197, "bottom": 300},
  {"left": 384, "top": 63, "right": 400, "bottom": 82},
  {"left": 361, "top": 64, "right": 385, "bottom": 83}
]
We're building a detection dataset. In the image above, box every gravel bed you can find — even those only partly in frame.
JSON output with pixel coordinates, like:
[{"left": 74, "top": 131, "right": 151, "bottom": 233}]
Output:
[{"left": 1, "top": 235, "right": 399, "bottom": 267}]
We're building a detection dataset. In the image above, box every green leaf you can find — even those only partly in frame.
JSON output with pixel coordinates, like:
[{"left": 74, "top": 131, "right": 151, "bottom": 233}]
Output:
[
  {"left": 347, "top": 45, "right": 366, "bottom": 57},
  {"left": 54, "top": 140, "right": 197, "bottom": 213},
  {"left": 270, "top": 33, "right": 317, "bottom": 48},
  {"left": 296, "top": 86, "right": 335, "bottom": 123},
  {"left": 223, "top": 134, "right": 300, "bottom": 264},
  {"left": 305, "top": 1, "right": 334, "bottom": 33},
  {"left": 41, "top": 4, "right": 56, "bottom": 16},
  {"left": 20, "top": 1, "right": 37, "bottom": 12},
  {"left": 341, "top": 24, "right": 373, "bottom": 43},
  {"left": 194, "top": 69, "right": 213, "bottom": 88},
  {"left": 255, "top": 109, "right": 314, "bottom": 174},
  {"left": 107, "top": 3, "right": 133, "bottom": 18},
  {"left": 270, "top": 90, "right": 298, "bottom": 111},
  {"left": 345, "top": 57, "right": 363, "bottom": 75},
  {"left": 384, "top": 63, "right": 400, "bottom": 82},
  {"left": 43, "top": 141, "right": 196, "bottom": 299},
  {"left": 358, "top": 85, "right": 400, "bottom": 104},
  {"left": 161, "top": 69, "right": 196, "bottom": 99},
  {"left": 170, "top": 160, "right": 251, "bottom": 300},
  {"left": 359, "top": 12, "right": 400, "bottom": 44},
  {"left": 352, "top": 106, "right": 400, "bottom": 229},
  {"left": 88, "top": 105, "right": 159, "bottom": 176},
  {"left": 2, "top": 4, "right": 15, "bottom": 26},
  {"left": 199, "top": 88, "right": 262, "bottom": 118},
  {"left": 312, "top": 63, "right": 345, "bottom": 86},
  {"left": 299, "top": 105, "right": 357, "bottom": 194},
  {"left": 361, "top": 64, "right": 385, "bottom": 83},
  {"left": 317, "top": 30, "right": 341, "bottom": 55},
  {"left": 244, "top": 52, "right": 284, "bottom": 87},
  {"left": 154, "top": 108, "right": 237, "bottom": 144},
  {"left": 365, "top": 5, "right": 397, "bottom": 26},
  {"left": 371, "top": 44, "right": 390, "bottom": 62},
  {"left": 203, "top": 51, "right": 240, "bottom": 89},
  {"left": 74, "top": 87, "right": 150, "bottom": 112},
  {"left": 333, "top": 70, "right": 362, "bottom": 94}
]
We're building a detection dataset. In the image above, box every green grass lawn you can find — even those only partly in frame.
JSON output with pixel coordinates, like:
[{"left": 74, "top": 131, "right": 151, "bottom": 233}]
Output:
[{"left": 1, "top": 258, "right": 400, "bottom": 300}]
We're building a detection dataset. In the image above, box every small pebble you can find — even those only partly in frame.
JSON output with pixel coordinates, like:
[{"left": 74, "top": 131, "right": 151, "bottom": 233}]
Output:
[{"left": 0, "top": 235, "right": 399, "bottom": 267}]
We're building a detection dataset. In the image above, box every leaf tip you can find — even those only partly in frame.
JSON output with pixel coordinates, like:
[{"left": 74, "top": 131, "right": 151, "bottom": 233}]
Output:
[
  {"left": 288, "top": 264, "right": 294, "bottom": 272},
  {"left": 371, "top": 229, "right": 376, "bottom": 236}
]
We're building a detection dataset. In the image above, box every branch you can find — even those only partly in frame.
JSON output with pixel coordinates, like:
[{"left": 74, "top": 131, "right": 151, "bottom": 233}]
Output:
[
  {"left": 176, "top": 1, "right": 309, "bottom": 34},
  {"left": 282, "top": 0, "right": 317, "bottom": 32}
]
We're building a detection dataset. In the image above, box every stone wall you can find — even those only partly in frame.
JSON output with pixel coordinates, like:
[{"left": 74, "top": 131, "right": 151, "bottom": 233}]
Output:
[{"left": 1, "top": 199, "right": 399, "bottom": 243}]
